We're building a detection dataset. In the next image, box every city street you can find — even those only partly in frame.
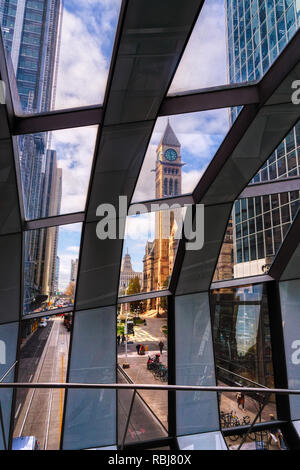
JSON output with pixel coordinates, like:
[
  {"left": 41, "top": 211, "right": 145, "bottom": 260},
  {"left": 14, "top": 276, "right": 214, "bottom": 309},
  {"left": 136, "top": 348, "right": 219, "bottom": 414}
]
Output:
[
  {"left": 117, "top": 371, "right": 167, "bottom": 445},
  {"left": 118, "top": 316, "right": 168, "bottom": 429},
  {"left": 13, "top": 317, "right": 70, "bottom": 450}
]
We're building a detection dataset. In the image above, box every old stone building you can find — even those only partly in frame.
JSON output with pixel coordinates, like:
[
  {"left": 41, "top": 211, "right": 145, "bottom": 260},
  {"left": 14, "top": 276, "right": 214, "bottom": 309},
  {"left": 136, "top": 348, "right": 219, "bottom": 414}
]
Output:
[{"left": 142, "top": 120, "right": 184, "bottom": 309}]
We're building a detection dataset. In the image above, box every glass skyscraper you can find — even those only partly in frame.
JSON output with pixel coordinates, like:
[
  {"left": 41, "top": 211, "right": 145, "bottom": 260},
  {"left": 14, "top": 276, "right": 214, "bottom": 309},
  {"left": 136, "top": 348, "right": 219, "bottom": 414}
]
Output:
[
  {"left": 226, "top": 0, "right": 300, "bottom": 277},
  {"left": 0, "top": 0, "right": 62, "bottom": 313}
]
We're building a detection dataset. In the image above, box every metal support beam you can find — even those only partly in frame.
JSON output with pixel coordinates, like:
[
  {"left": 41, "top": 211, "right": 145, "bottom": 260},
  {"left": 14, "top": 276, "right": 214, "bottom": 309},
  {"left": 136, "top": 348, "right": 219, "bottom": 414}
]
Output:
[
  {"left": 268, "top": 208, "right": 300, "bottom": 280},
  {"left": 239, "top": 177, "right": 300, "bottom": 199},
  {"left": 118, "top": 289, "right": 171, "bottom": 304},
  {"left": 13, "top": 105, "right": 103, "bottom": 135},
  {"left": 24, "top": 212, "right": 85, "bottom": 231},
  {"left": 159, "top": 83, "right": 259, "bottom": 116}
]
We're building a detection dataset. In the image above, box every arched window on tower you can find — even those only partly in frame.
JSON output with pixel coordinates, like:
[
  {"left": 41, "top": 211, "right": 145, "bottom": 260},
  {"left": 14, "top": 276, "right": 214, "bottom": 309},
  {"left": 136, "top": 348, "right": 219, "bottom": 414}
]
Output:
[
  {"left": 174, "top": 179, "right": 178, "bottom": 195},
  {"left": 169, "top": 178, "right": 173, "bottom": 196},
  {"left": 164, "top": 178, "right": 168, "bottom": 196}
]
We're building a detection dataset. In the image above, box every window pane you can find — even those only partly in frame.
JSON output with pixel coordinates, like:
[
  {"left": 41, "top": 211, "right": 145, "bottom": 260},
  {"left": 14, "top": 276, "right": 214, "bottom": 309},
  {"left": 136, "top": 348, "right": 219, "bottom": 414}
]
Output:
[
  {"left": 132, "top": 113, "right": 229, "bottom": 202},
  {"left": 169, "top": 0, "right": 300, "bottom": 94},
  {"left": 62, "top": 306, "right": 116, "bottom": 450},
  {"left": 175, "top": 292, "right": 219, "bottom": 435},
  {"left": 211, "top": 283, "right": 277, "bottom": 429},
  {"left": 178, "top": 432, "right": 228, "bottom": 450},
  {"left": 1, "top": 0, "right": 122, "bottom": 113},
  {"left": 117, "top": 297, "right": 168, "bottom": 444},
  {"left": 119, "top": 207, "right": 184, "bottom": 296},
  {"left": 13, "top": 316, "right": 70, "bottom": 449},
  {"left": 0, "top": 322, "right": 19, "bottom": 450},
  {"left": 17, "top": 127, "right": 97, "bottom": 220},
  {"left": 24, "top": 223, "right": 81, "bottom": 315},
  {"left": 280, "top": 279, "right": 300, "bottom": 420}
]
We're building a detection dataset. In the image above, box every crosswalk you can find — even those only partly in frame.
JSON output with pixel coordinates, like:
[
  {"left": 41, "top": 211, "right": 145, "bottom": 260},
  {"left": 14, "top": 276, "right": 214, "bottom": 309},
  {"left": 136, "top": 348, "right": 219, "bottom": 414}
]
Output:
[{"left": 131, "top": 328, "right": 159, "bottom": 343}]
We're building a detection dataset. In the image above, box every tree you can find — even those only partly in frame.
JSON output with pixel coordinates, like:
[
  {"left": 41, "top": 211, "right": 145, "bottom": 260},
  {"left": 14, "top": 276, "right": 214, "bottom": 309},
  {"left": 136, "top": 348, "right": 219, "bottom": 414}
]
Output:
[
  {"left": 159, "top": 278, "right": 169, "bottom": 312},
  {"left": 126, "top": 276, "right": 141, "bottom": 312},
  {"left": 65, "top": 281, "right": 75, "bottom": 298}
]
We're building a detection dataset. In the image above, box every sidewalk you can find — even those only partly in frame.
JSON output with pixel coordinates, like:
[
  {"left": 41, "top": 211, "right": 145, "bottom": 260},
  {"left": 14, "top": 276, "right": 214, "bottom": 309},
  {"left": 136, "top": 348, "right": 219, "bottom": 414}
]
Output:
[{"left": 118, "top": 349, "right": 168, "bottom": 430}]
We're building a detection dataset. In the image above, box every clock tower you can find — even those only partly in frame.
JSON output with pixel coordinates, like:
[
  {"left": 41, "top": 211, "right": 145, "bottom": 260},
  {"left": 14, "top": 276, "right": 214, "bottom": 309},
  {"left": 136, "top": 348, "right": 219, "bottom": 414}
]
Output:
[{"left": 155, "top": 119, "right": 184, "bottom": 198}]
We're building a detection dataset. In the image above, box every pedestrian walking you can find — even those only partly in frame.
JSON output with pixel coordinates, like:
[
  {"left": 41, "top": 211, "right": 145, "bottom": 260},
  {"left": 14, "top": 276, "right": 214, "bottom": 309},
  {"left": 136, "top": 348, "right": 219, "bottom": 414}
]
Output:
[
  {"left": 236, "top": 391, "right": 242, "bottom": 409},
  {"left": 121, "top": 334, "right": 126, "bottom": 344},
  {"left": 239, "top": 392, "right": 245, "bottom": 410},
  {"left": 159, "top": 340, "right": 164, "bottom": 354},
  {"left": 117, "top": 335, "right": 120, "bottom": 346},
  {"left": 136, "top": 344, "right": 140, "bottom": 355}
]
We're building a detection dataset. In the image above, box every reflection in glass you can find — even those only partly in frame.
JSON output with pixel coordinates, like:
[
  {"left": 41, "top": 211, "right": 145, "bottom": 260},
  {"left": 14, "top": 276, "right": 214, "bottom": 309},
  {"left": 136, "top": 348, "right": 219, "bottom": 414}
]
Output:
[
  {"left": 62, "top": 307, "right": 116, "bottom": 450},
  {"left": 178, "top": 431, "right": 228, "bottom": 450},
  {"left": 214, "top": 191, "right": 300, "bottom": 282},
  {"left": 224, "top": 426, "right": 287, "bottom": 451},
  {"left": 117, "top": 298, "right": 168, "bottom": 440},
  {"left": 280, "top": 280, "right": 300, "bottom": 420},
  {"left": 132, "top": 114, "right": 229, "bottom": 202},
  {"left": 0, "top": 322, "right": 18, "bottom": 450},
  {"left": 13, "top": 316, "right": 70, "bottom": 450},
  {"left": 17, "top": 126, "right": 97, "bottom": 220},
  {"left": 175, "top": 292, "right": 219, "bottom": 436},
  {"left": 24, "top": 223, "right": 81, "bottom": 315},
  {"left": 211, "top": 283, "right": 277, "bottom": 426}
]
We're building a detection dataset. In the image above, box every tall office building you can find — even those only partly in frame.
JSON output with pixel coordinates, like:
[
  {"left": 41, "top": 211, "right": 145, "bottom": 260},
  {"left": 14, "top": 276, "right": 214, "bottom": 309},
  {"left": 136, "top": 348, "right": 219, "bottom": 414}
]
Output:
[
  {"left": 35, "top": 150, "right": 62, "bottom": 298},
  {"left": 0, "top": 0, "right": 62, "bottom": 112},
  {"left": 55, "top": 255, "right": 60, "bottom": 293},
  {"left": 0, "top": 1, "right": 63, "bottom": 312},
  {"left": 70, "top": 258, "right": 79, "bottom": 283},
  {"left": 226, "top": 0, "right": 300, "bottom": 277}
]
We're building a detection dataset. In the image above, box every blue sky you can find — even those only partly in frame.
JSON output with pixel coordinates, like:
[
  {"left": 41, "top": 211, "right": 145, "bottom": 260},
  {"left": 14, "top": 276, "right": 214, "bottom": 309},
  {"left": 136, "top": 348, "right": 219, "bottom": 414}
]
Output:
[
  {"left": 125, "top": 109, "right": 230, "bottom": 274},
  {"left": 51, "top": 0, "right": 230, "bottom": 289}
]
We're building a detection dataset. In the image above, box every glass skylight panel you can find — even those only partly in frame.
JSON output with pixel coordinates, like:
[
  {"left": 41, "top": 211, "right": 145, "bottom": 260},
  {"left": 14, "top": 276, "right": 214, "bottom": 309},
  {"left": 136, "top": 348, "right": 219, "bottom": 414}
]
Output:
[
  {"left": 132, "top": 110, "right": 230, "bottom": 203},
  {"left": 119, "top": 208, "right": 184, "bottom": 298},
  {"left": 0, "top": 0, "right": 122, "bottom": 114},
  {"left": 23, "top": 222, "right": 81, "bottom": 316},
  {"left": 213, "top": 191, "right": 300, "bottom": 282},
  {"left": 169, "top": 0, "right": 300, "bottom": 94},
  {"left": 17, "top": 126, "right": 97, "bottom": 220}
]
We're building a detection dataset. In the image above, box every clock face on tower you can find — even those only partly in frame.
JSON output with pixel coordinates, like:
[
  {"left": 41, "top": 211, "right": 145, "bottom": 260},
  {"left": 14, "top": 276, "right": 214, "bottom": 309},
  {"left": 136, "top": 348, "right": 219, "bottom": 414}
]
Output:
[{"left": 164, "top": 148, "right": 177, "bottom": 161}]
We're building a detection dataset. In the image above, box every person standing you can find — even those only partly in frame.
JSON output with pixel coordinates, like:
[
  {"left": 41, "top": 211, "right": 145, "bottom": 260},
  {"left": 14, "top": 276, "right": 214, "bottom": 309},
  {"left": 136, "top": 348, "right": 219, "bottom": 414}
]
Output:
[
  {"left": 159, "top": 340, "right": 164, "bottom": 354},
  {"left": 136, "top": 344, "right": 140, "bottom": 355},
  {"left": 117, "top": 335, "right": 120, "bottom": 346}
]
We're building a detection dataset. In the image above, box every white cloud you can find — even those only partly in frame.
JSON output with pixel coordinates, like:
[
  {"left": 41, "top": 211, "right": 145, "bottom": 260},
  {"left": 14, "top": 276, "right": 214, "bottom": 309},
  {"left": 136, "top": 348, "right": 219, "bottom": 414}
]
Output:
[
  {"left": 51, "top": 126, "right": 97, "bottom": 214},
  {"left": 182, "top": 169, "right": 204, "bottom": 193},
  {"left": 66, "top": 246, "right": 80, "bottom": 253},
  {"left": 169, "top": 0, "right": 227, "bottom": 94},
  {"left": 55, "top": 0, "right": 121, "bottom": 109},
  {"left": 132, "top": 110, "right": 229, "bottom": 201}
]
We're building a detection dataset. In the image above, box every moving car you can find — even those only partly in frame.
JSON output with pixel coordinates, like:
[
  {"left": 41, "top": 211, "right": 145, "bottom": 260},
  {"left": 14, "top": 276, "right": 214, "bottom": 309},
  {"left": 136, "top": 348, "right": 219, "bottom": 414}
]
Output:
[{"left": 38, "top": 321, "right": 47, "bottom": 328}]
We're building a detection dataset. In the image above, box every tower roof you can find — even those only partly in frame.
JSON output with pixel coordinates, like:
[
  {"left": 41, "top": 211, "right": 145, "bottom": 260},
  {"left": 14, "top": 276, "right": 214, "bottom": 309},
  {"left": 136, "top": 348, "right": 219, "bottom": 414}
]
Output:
[
  {"left": 158, "top": 119, "right": 180, "bottom": 149},
  {"left": 121, "top": 252, "right": 134, "bottom": 273}
]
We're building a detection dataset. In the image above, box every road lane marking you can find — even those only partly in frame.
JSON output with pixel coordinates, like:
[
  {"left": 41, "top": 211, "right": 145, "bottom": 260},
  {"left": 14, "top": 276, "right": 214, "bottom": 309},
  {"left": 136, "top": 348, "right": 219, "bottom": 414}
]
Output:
[
  {"left": 14, "top": 404, "right": 21, "bottom": 419},
  {"left": 29, "top": 374, "right": 33, "bottom": 382}
]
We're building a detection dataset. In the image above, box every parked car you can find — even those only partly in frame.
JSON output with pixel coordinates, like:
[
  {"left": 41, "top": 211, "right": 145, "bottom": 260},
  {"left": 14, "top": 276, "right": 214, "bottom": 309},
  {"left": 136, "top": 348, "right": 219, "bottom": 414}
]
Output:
[{"left": 38, "top": 321, "right": 47, "bottom": 328}]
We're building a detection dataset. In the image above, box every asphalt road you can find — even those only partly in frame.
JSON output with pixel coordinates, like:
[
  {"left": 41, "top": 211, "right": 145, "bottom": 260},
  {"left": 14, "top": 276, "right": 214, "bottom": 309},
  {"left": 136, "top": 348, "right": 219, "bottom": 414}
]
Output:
[{"left": 13, "top": 320, "right": 54, "bottom": 428}]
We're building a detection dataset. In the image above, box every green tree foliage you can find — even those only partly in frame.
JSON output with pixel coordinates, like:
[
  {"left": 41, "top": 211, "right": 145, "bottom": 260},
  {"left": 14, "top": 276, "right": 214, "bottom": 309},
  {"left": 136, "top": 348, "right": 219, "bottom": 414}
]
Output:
[
  {"left": 159, "top": 278, "right": 169, "bottom": 311},
  {"left": 127, "top": 276, "right": 141, "bottom": 312}
]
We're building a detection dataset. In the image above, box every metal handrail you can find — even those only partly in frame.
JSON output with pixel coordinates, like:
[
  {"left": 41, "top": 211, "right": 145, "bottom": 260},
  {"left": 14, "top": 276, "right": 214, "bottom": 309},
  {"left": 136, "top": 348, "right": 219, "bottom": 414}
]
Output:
[
  {"left": 0, "top": 382, "right": 299, "bottom": 394},
  {"left": 2, "top": 381, "right": 299, "bottom": 450}
]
